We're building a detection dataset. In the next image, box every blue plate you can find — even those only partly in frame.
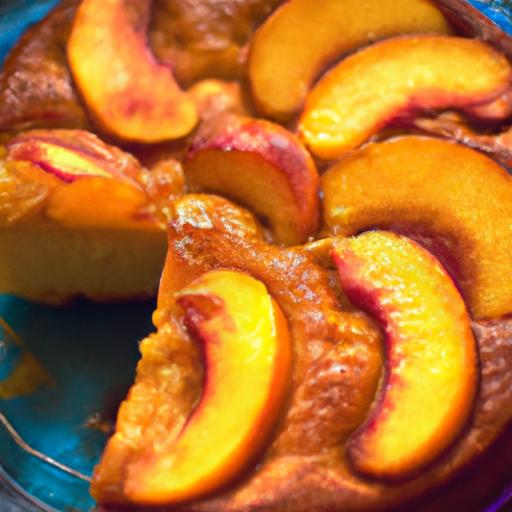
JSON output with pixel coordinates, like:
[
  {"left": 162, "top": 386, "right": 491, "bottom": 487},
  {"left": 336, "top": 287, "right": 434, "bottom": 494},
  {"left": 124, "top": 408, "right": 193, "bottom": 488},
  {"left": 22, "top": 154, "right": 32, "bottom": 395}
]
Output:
[{"left": 0, "top": 1, "right": 512, "bottom": 511}]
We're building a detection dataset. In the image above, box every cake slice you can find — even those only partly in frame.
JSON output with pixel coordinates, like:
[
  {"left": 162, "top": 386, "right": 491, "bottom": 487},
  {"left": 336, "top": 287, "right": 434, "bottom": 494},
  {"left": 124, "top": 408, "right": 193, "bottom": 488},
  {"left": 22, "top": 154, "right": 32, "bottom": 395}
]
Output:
[{"left": 0, "top": 129, "right": 182, "bottom": 303}]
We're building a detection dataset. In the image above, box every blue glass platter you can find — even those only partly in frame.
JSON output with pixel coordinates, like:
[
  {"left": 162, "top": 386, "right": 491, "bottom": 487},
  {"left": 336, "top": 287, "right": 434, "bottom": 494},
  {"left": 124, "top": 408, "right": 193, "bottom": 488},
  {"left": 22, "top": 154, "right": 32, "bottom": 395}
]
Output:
[{"left": 0, "top": 1, "right": 512, "bottom": 511}]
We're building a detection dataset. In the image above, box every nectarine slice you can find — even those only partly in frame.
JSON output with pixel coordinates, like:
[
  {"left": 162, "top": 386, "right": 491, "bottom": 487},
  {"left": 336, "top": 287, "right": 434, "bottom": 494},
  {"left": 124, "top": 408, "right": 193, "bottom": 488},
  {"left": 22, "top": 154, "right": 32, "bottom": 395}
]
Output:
[
  {"left": 299, "top": 36, "right": 512, "bottom": 159},
  {"left": 321, "top": 136, "right": 512, "bottom": 319},
  {"left": 6, "top": 130, "right": 139, "bottom": 183},
  {"left": 249, "top": 0, "right": 450, "bottom": 121},
  {"left": 46, "top": 177, "right": 153, "bottom": 231},
  {"left": 5, "top": 129, "right": 155, "bottom": 230},
  {"left": 332, "top": 231, "right": 477, "bottom": 479},
  {"left": 124, "top": 270, "right": 291, "bottom": 504},
  {"left": 67, "top": 0, "right": 197, "bottom": 142},
  {"left": 184, "top": 114, "right": 320, "bottom": 245}
]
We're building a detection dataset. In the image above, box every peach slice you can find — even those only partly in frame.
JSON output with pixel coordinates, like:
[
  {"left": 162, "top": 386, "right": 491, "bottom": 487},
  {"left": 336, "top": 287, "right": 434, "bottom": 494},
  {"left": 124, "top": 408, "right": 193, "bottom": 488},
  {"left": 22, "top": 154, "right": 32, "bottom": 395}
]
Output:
[
  {"left": 183, "top": 114, "right": 320, "bottom": 245},
  {"left": 6, "top": 130, "right": 139, "bottom": 183},
  {"left": 321, "top": 136, "right": 512, "bottom": 319},
  {"left": 332, "top": 231, "right": 477, "bottom": 479},
  {"left": 5, "top": 129, "right": 154, "bottom": 230},
  {"left": 46, "top": 177, "right": 153, "bottom": 231},
  {"left": 123, "top": 270, "right": 291, "bottom": 504},
  {"left": 249, "top": 0, "right": 451, "bottom": 121},
  {"left": 67, "top": 0, "right": 197, "bottom": 142},
  {"left": 299, "top": 36, "right": 512, "bottom": 159}
]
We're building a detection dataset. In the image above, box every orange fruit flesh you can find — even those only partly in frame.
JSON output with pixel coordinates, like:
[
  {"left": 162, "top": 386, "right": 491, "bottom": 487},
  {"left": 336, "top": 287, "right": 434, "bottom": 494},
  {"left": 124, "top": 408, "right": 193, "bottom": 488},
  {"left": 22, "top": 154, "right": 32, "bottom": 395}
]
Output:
[
  {"left": 321, "top": 136, "right": 512, "bottom": 319},
  {"left": 332, "top": 231, "right": 477, "bottom": 479},
  {"left": 299, "top": 36, "right": 512, "bottom": 159},
  {"left": 68, "top": 0, "right": 197, "bottom": 142},
  {"left": 117, "top": 270, "right": 292, "bottom": 504},
  {"left": 185, "top": 150, "right": 311, "bottom": 245},
  {"left": 249, "top": 0, "right": 450, "bottom": 120}
]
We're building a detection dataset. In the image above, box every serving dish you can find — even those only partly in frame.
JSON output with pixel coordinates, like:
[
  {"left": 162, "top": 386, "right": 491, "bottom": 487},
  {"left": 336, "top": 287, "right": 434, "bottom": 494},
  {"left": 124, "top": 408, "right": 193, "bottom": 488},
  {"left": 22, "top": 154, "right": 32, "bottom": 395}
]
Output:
[{"left": 1, "top": 1, "right": 512, "bottom": 511}]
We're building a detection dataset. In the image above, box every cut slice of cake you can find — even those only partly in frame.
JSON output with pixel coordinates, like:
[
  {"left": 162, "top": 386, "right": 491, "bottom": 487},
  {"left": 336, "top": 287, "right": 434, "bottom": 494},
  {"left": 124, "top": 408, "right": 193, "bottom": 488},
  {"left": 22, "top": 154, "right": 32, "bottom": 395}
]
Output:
[{"left": 0, "top": 129, "right": 182, "bottom": 303}]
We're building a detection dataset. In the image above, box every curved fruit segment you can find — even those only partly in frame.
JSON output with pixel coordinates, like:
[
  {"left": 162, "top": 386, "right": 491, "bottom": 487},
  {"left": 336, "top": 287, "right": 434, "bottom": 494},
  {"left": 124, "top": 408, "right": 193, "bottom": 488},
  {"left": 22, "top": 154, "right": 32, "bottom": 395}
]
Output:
[
  {"left": 6, "top": 130, "right": 139, "bottom": 183},
  {"left": 299, "top": 36, "right": 512, "bottom": 159},
  {"left": 249, "top": 0, "right": 450, "bottom": 121},
  {"left": 184, "top": 115, "right": 320, "bottom": 245},
  {"left": 46, "top": 177, "right": 152, "bottom": 230},
  {"left": 5, "top": 129, "right": 152, "bottom": 230},
  {"left": 67, "top": 0, "right": 197, "bottom": 142},
  {"left": 124, "top": 270, "right": 292, "bottom": 504},
  {"left": 332, "top": 231, "right": 477, "bottom": 479},
  {"left": 321, "top": 136, "right": 512, "bottom": 319}
]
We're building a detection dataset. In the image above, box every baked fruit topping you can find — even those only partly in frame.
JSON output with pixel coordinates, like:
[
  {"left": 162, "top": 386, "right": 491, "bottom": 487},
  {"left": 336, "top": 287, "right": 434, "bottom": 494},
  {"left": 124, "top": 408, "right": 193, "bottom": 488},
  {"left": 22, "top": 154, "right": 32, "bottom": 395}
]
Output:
[
  {"left": 299, "top": 36, "right": 512, "bottom": 159},
  {"left": 67, "top": 0, "right": 197, "bottom": 142},
  {"left": 3, "top": 2, "right": 512, "bottom": 511},
  {"left": 332, "top": 231, "right": 477, "bottom": 479},
  {"left": 6, "top": 129, "right": 139, "bottom": 183},
  {"left": 5, "top": 129, "right": 152, "bottom": 229},
  {"left": 91, "top": 217, "right": 382, "bottom": 504},
  {"left": 92, "top": 222, "right": 512, "bottom": 512},
  {"left": 322, "top": 136, "right": 512, "bottom": 319},
  {"left": 121, "top": 270, "right": 291, "bottom": 505},
  {"left": 249, "top": 0, "right": 451, "bottom": 121},
  {"left": 0, "top": 0, "right": 277, "bottom": 134},
  {"left": 184, "top": 114, "right": 320, "bottom": 245}
]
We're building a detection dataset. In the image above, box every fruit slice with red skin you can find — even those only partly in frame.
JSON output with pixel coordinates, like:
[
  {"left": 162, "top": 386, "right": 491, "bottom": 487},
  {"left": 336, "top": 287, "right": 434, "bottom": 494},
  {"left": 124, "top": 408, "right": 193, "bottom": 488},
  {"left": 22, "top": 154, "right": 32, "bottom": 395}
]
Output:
[
  {"left": 6, "top": 130, "right": 140, "bottom": 183},
  {"left": 321, "top": 136, "right": 512, "bottom": 319},
  {"left": 4, "top": 129, "right": 162, "bottom": 230},
  {"left": 67, "top": 0, "right": 197, "bottom": 142},
  {"left": 183, "top": 114, "right": 320, "bottom": 245},
  {"left": 249, "top": 0, "right": 451, "bottom": 121},
  {"left": 124, "top": 270, "right": 292, "bottom": 505},
  {"left": 299, "top": 35, "right": 512, "bottom": 159},
  {"left": 332, "top": 231, "right": 477, "bottom": 479}
]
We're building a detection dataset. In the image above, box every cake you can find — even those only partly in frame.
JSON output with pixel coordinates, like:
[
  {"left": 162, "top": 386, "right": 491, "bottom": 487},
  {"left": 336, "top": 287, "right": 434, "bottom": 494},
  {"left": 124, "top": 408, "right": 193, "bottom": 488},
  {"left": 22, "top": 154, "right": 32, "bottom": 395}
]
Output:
[
  {"left": 1, "top": 0, "right": 512, "bottom": 510},
  {"left": 0, "top": 129, "right": 181, "bottom": 303}
]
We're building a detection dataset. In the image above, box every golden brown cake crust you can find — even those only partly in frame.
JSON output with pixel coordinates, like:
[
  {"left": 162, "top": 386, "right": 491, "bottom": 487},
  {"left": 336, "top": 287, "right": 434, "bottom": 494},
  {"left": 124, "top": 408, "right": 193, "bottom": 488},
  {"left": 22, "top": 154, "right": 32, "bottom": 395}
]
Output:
[
  {"left": 0, "top": 0, "right": 88, "bottom": 132},
  {"left": 96, "top": 224, "right": 512, "bottom": 512}
]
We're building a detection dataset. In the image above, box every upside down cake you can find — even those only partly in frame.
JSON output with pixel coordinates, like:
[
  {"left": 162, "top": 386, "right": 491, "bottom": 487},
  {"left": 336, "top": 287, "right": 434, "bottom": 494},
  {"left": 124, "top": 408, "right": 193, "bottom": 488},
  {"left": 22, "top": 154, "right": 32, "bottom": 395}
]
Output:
[{"left": 1, "top": 0, "right": 512, "bottom": 511}]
